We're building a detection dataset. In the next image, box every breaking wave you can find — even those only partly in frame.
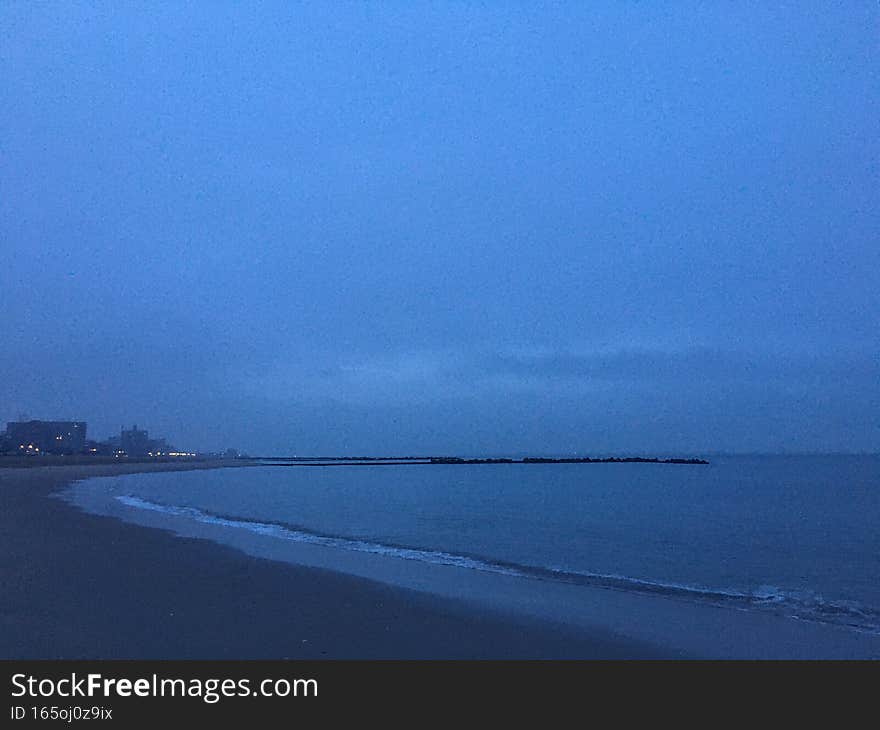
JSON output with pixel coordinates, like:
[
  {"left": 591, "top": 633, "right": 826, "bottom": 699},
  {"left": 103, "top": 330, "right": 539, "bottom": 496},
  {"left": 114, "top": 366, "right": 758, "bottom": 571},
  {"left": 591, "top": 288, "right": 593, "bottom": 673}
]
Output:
[{"left": 116, "top": 494, "right": 880, "bottom": 635}]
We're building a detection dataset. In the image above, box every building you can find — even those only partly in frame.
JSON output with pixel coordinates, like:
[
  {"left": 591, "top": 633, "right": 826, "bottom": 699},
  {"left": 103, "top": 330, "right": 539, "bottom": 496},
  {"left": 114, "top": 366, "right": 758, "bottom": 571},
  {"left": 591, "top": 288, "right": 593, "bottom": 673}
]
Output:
[
  {"left": 120, "top": 424, "right": 153, "bottom": 457},
  {"left": 5, "top": 420, "right": 87, "bottom": 455},
  {"left": 119, "top": 425, "right": 174, "bottom": 457}
]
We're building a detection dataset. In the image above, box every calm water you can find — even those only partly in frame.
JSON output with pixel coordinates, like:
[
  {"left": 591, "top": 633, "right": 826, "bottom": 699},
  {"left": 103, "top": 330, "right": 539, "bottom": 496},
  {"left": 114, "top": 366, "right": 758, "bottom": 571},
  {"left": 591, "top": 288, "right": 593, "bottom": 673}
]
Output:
[{"left": 78, "top": 455, "right": 880, "bottom": 633}]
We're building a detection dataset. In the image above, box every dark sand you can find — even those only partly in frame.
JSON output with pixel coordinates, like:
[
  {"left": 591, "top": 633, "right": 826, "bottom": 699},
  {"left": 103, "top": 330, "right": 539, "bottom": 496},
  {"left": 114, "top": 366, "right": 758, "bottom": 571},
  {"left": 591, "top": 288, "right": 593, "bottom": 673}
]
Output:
[{"left": 0, "top": 462, "right": 672, "bottom": 659}]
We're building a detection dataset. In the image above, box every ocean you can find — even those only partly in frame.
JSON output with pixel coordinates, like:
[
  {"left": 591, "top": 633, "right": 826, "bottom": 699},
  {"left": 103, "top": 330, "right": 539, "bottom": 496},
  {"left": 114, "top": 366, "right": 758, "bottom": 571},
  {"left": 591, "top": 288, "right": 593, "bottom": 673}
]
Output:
[{"left": 66, "top": 455, "right": 880, "bottom": 636}]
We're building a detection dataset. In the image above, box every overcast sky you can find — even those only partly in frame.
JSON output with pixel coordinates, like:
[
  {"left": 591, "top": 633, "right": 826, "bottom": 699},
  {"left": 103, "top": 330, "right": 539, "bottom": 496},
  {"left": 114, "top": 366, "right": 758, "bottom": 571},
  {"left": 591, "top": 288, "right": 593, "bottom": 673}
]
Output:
[{"left": 2, "top": 2, "right": 877, "bottom": 455}]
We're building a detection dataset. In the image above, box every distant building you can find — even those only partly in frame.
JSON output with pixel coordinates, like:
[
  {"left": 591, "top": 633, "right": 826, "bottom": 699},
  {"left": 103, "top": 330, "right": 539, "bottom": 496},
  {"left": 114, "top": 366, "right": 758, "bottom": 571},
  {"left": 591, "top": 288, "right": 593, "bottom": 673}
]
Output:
[
  {"left": 119, "top": 425, "right": 174, "bottom": 457},
  {"left": 120, "top": 424, "right": 153, "bottom": 457},
  {"left": 6, "top": 420, "right": 87, "bottom": 455},
  {"left": 84, "top": 439, "right": 103, "bottom": 455}
]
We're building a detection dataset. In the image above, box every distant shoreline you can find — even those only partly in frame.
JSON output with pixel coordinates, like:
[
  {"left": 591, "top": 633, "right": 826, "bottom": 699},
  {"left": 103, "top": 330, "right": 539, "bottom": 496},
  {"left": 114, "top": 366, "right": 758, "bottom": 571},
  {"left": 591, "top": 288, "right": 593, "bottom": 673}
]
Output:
[
  {"left": 0, "top": 454, "right": 708, "bottom": 469},
  {"left": 0, "top": 455, "right": 262, "bottom": 470}
]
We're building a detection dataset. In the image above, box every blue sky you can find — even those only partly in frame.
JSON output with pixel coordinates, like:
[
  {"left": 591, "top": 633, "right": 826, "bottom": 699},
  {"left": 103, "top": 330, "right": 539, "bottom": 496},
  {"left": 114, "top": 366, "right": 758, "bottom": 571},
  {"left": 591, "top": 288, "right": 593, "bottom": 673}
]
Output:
[{"left": 1, "top": 2, "right": 877, "bottom": 454}]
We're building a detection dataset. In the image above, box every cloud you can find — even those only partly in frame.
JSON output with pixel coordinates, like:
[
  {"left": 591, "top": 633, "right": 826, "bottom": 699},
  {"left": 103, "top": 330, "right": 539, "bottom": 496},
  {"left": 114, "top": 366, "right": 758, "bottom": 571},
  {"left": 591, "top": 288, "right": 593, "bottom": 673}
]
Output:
[
  {"left": 479, "top": 347, "right": 880, "bottom": 386},
  {"left": 236, "top": 344, "right": 880, "bottom": 409}
]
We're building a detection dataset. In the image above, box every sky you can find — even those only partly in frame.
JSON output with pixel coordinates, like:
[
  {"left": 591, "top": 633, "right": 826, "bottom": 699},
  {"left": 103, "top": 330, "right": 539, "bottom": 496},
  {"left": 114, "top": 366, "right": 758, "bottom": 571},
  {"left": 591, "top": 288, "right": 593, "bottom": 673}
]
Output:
[{"left": 1, "top": 2, "right": 878, "bottom": 455}]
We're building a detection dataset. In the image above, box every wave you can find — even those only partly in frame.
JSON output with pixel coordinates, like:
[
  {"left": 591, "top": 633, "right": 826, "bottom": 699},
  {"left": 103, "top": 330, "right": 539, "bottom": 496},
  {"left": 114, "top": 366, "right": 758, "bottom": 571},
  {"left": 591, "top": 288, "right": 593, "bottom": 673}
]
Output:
[{"left": 115, "top": 494, "right": 880, "bottom": 635}]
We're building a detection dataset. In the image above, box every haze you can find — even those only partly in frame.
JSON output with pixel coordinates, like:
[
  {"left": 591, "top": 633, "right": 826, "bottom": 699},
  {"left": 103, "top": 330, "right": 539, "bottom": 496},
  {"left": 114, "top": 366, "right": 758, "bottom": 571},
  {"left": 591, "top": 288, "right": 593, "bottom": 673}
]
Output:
[{"left": 2, "top": 2, "right": 877, "bottom": 455}]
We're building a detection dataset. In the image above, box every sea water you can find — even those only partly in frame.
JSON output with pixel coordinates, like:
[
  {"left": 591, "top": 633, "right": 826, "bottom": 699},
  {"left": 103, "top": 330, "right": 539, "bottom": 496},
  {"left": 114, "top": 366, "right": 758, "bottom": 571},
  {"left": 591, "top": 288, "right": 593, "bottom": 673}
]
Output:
[{"left": 68, "top": 455, "right": 880, "bottom": 634}]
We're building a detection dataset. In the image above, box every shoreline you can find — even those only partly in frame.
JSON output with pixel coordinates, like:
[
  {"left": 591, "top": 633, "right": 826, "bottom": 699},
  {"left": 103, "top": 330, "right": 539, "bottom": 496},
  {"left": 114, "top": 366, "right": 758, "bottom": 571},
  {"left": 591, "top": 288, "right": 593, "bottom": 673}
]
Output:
[
  {"left": 1, "top": 461, "right": 672, "bottom": 659},
  {"left": 6, "top": 461, "right": 879, "bottom": 659},
  {"left": 65, "top": 465, "right": 880, "bottom": 659}
]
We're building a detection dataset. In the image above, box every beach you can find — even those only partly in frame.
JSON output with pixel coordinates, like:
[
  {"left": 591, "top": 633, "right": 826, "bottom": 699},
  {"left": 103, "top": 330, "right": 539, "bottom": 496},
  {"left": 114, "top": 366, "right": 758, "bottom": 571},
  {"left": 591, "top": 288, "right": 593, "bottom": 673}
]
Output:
[
  {"left": 1, "top": 461, "right": 671, "bottom": 659},
  {"left": 5, "top": 461, "right": 880, "bottom": 660}
]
